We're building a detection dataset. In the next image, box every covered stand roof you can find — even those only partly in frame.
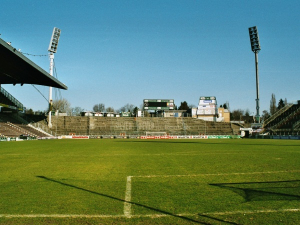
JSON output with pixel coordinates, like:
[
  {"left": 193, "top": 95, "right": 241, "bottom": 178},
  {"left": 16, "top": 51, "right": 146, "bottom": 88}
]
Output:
[{"left": 0, "top": 38, "right": 67, "bottom": 90}]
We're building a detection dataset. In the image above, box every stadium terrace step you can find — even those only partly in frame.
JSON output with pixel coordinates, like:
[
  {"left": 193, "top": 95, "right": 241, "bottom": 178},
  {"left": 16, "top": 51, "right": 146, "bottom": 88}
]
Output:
[
  {"left": 263, "top": 103, "right": 294, "bottom": 127},
  {"left": 48, "top": 116, "right": 234, "bottom": 136},
  {"left": 0, "top": 122, "right": 29, "bottom": 137},
  {"left": 263, "top": 102, "right": 300, "bottom": 135}
]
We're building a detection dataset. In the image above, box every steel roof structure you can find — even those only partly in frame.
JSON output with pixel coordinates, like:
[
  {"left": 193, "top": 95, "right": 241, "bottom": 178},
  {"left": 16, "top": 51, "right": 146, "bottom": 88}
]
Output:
[{"left": 0, "top": 38, "right": 67, "bottom": 90}]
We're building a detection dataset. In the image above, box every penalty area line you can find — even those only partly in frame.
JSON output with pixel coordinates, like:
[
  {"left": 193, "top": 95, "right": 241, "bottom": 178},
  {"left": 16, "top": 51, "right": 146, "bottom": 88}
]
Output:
[
  {"left": 123, "top": 170, "right": 300, "bottom": 217},
  {"left": 202, "top": 208, "right": 300, "bottom": 215},
  {"left": 0, "top": 214, "right": 125, "bottom": 218},
  {"left": 1, "top": 209, "right": 299, "bottom": 219},
  {"left": 132, "top": 170, "right": 300, "bottom": 178},
  {"left": 124, "top": 176, "right": 132, "bottom": 218}
]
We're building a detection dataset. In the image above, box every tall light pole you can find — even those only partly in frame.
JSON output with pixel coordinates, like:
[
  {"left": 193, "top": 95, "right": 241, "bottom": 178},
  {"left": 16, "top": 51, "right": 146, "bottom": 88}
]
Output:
[
  {"left": 48, "top": 27, "right": 61, "bottom": 128},
  {"left": 248, "top": 26, "right": 261, "bottom": 123}
]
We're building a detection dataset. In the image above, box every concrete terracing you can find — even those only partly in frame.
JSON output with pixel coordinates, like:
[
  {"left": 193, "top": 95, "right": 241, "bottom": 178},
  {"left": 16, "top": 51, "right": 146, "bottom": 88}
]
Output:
[{"left": 49, "top": 117, "right": 234, "bottom": 136}]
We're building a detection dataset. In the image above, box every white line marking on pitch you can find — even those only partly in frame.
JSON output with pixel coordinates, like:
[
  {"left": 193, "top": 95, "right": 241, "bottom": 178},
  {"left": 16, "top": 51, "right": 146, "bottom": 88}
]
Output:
[
  {"left": 133, "top": 170, "right": 300, "bottom": 178},
  {"left": 1, "top": 209, "right": 300, "bottom": 219},
  {"left": 202, "top": 208, "right": 300, "bottom": 215},
  {"left": 124, "top": 176, "right": 132, "bottom": 218},
  {"left": 0, "top": 214, "right": 125, "bottom": 218}
]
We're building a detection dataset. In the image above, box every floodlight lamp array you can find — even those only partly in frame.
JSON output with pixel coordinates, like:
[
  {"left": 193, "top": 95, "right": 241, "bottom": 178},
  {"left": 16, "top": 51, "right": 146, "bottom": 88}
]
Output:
[
  {"left": 48, "top": 27, "right": 61, "bottom": 53},
  {"left": 249, "top": 26, "right": 261, "bottom": 53}
]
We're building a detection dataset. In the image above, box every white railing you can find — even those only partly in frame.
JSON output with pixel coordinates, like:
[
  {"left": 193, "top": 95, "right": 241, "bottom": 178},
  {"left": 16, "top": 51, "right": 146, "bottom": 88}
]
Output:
[{"left": 28, "top": 124, "right": 54, "bottom": 137}]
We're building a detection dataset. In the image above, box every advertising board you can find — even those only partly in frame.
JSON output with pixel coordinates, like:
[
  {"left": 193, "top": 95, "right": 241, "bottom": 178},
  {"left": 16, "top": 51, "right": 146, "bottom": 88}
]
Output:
[{"left": 197, "top": 96, "right": 217, "bottom": 115}]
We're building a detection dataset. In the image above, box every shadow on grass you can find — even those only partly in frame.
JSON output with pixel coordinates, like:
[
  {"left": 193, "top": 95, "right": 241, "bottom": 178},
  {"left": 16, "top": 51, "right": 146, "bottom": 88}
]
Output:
[
  {"left": 37, "top": 176, "right": 216, "bottom": 224},
  {"left": 210, "top": 180, "right": 300, "bottom": 202}
]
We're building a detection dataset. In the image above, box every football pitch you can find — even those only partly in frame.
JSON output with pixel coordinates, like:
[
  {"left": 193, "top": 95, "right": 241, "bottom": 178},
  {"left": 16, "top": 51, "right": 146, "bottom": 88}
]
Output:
[{"left": 0, "top": 139, "right": 299, "bottom": 224}]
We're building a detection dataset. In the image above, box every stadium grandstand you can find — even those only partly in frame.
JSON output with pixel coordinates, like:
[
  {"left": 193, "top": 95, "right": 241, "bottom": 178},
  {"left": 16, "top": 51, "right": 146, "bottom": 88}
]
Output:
[
  {"left": 263, "top": 101, "right": 300, "bottom": 136},
  {"left": 1, "top": 36, "right": 299, "bottom": 140},
  {"left": 0, "top": 36, "right": 67, "bottom": 140}
]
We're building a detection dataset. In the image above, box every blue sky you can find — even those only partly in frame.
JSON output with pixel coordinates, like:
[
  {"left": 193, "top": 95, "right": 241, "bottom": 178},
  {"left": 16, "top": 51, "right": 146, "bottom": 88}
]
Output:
[{"left": 1, "top": 0, "right": 299, "bottom": 114}]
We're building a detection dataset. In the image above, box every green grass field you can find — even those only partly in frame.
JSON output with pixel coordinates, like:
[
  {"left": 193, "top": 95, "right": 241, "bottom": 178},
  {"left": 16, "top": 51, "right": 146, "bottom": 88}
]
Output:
[{"left": 0, "top": 139, "right": 299, "bottom": 224}]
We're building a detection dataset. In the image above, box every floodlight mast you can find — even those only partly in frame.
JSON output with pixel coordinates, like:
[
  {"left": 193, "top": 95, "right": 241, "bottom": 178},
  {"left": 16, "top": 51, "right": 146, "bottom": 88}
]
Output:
[
  {"left": 48, "top": 27, "right": 61, "bottom": 128},
  {"left": 249, "top": 26, "right": 261, "bottom": 123}
]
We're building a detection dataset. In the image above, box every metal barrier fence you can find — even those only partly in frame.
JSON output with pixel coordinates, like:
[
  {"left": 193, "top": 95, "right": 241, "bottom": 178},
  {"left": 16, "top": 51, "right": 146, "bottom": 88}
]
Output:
[{"left": 0, "top": 86, "right": 24, "bottom": 111}]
